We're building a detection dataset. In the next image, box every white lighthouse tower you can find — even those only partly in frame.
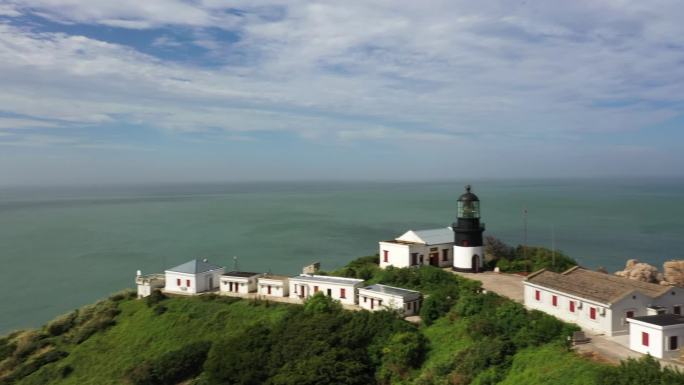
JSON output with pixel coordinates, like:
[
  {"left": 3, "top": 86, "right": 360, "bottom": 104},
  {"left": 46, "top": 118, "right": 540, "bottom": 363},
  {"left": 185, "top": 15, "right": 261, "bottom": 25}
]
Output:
[{"left": 452, "top": 185, "right": 485, "bottom": 272}]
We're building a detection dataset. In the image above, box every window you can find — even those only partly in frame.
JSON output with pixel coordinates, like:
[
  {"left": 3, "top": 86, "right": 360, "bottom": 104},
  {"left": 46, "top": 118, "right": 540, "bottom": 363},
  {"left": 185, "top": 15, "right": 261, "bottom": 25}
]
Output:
[
  {"left": 363, "top": 296, "right": 367, "bottom": 303},
  {"left": 569, "top": 301, "right": 575, "bottom": 313},
  {"left": 535, "top": 290, "right": 541, "bottom": 301},
  {"left": 186, "top": 279, "right": 191, "bottom": 287},
  {"left": 314, "top": 286, "right": 319, "bottom": 293},
  {"left": 267, "top": 285, "right": 272, "bottom": 295},
  {"left": 327, "top": 288, "right": 332, "bottom": 296},
  {"left": 590, "top": 307, "right": 596, "bottom": 320},
  {"left": 176, "top": 278, "right": 181, "bottom": 286},
  {"left": 411, "top": 253, "right": 418, "bottom": 266},
  {"left": 340, "top": 288, "right": 346, "bottom": 299},
  {"left": 674, "top": 306, "right": 681, "bottom": 315},
  {"left": 383, "top": 250, "right": 389, "bottom": 263},
  {"left": 552, "top": 295, "right": 558, "bottom": 307},
  {"left": 642, "top": 332, "right": 649, "bottom": 347},
  {"left": 462, "top": 240, "right": 469, "bottom": 247},
  {"left": 626, "top": 310, "right": 634, "bottom": 319},
  {"left": 442, "top": 249, "right": 449, "bottom": 261},
  {"left": 379, "top": 300, "right": 383, "bottom": 306},
  {"left": 670, "top": 336, "right": 678, "bottom": 350}
]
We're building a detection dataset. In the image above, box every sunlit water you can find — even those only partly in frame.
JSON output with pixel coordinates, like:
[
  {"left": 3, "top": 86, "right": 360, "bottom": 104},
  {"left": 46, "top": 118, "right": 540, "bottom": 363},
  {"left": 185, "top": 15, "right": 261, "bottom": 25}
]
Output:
[{"left": 1, "top": 178, "right": 683, "bottom": 333}]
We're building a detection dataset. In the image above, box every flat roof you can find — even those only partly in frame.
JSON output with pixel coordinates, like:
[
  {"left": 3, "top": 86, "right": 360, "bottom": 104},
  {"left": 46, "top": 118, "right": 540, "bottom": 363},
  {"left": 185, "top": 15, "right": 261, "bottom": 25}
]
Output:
[
  {"left": 629, "top": 314, "right": 684, "bottom": 327},
  {"left": 290, "top": 274, "right": 364, "bottom": 285},
  {"left": 223, "top": 271, "right": 261, "bottom": 278},
  {"left": 259, "top": 274, "right": 289, "bottom": 281},
  {"left": 360, "top": 284, "right": 421, "bottom": 301}
]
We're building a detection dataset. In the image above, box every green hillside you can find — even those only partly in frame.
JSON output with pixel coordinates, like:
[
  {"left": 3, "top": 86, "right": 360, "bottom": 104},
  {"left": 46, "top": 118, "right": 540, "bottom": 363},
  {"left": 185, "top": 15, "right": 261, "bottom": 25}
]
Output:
[{"left": 2, "top": 257, "right": 683, "bottom": 385}]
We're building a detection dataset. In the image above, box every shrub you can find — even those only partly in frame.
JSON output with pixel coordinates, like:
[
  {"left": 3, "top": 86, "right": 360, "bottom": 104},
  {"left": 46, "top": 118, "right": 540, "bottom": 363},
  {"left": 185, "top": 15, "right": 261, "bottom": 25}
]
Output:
[
  {"left": 145, "top": 290, "right": 167, "bottom": 307},
  {"left": 153, "top": 305, "right": 168, "bottom": 316},
  {"left": 47, "top": 311, "right": 78, "bottom": 336},
  {"left": 204, "top": 325, "right": 273, "bottom": 385},
  {"left": 378, "top": 331, "right": 426, "bottom": 383},
  {"left": 303, "top": 292, "right": 343, "bottom": 314},
  {"left": 128, "top": 341, "right": 212, "bottom": 385},
  {"left": 13, "top": 331, "right": 49, "bottom": 360},
  {"left": 0, "top": 337, "right": 16, "bottom": 362},
  {"left": 5, "top": 350, "right": 68, "bottom": 382},
  {"left": 109, "top": 289, "right": 135, "bottom": 302}
]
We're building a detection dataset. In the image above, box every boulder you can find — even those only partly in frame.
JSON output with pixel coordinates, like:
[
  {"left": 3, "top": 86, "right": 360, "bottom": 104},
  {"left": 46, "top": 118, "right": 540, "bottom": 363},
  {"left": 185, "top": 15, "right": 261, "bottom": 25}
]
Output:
[
  {"left": 663, "top": 260, "right": 684, "bottom": 287},
  {"left": 614, "top": 259, "right": 660, "bottom": 284}
]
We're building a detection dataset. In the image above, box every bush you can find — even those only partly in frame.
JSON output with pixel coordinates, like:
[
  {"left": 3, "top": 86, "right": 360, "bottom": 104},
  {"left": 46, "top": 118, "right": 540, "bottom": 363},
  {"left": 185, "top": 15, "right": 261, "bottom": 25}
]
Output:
[
  {"left": 603, "top": 355, "right": 684, "bottom": 385},
  {"left": 5, "top": 350, "right": 68, "bottom": 382},
  {"left": 204, "top": 325, "right": 273, "bottom": 385},
  {"left": 153, "top": 305, "right": 168, "bottom": 316},
  {"left": 303, "top": 292, "right": 343, "bottom": 314},
  {"left": 109, "top": 289, "right": 135, "bottom": 302},
  {"left": 47, "top": 311, "right": 78, "bottom": 336},
  {"left": 378, "top": 331, "right": 426, "bottom": 383},
  {"left": 420, "top": 292, "right": 457, "bottom": 326},
  {"left": 145, "top": 290, "right": 167, "bottom": 307},
  {"left": 0, "top": 337, "right": 16, "bottom": 361},
  {"left": 127, "top": 341, "right": 212, "bottom": 385}
]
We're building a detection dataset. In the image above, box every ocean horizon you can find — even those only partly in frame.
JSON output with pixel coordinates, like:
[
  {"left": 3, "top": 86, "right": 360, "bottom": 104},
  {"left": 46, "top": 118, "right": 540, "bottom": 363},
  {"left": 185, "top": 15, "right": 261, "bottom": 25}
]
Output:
[{"left": 1, "top": 177, "right": 683, "bottom": 334}]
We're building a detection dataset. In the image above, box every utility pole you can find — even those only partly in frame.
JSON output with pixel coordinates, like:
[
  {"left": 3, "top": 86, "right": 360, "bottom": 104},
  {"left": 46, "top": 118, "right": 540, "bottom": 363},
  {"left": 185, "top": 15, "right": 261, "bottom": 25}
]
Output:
[
  {"left": 523, "top": 207, "right": 528, "bottom": 260},
  {"left": 551, "top": 224, "right": 556, "bottom": 270}
]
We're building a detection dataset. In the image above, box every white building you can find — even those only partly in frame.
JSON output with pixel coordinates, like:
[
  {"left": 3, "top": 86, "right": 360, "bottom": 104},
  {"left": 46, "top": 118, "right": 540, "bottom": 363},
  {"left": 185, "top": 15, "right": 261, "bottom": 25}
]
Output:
[
  {"left": 357, "top": 284, "right": 422, "bottom": 316},
  {"left": 524, "top": 266, "right": 683, "bottom": 336},
  {"left": 135, "top": 271, "right": 165, "bottom": 298},
  {"left": 220, "top": 271, "right": 263, "bottom": 295},
  {"left": 627, "top": 314, "right": 684, "bottom": 359},
  {"left": 379, "top": 228, "right": 454, "bottom": 269},
  {"left": 258, "top": 274, "right": 290, "bottom": 297},
  {"left": 164, "top": 259, "right": 224, "bottom": 295},
  {"left": 289, "top": 274, "right": 364, "bottom": 305}
]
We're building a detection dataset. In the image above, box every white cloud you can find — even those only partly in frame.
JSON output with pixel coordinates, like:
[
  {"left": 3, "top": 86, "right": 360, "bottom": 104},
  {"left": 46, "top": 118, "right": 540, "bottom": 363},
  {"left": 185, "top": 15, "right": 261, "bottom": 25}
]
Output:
[{"left": 0, "top": 1, "right": 683, "bottom": 148}]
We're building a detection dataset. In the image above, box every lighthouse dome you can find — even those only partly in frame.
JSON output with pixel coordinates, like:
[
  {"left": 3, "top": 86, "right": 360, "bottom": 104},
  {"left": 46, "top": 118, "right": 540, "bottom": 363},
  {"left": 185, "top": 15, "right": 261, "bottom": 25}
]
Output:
[
  {"left": 457, "top": 185, "right": 480, "bottom": 218},
  {"left": 458, "top": 185, "right": 480, "bottom": 202}
]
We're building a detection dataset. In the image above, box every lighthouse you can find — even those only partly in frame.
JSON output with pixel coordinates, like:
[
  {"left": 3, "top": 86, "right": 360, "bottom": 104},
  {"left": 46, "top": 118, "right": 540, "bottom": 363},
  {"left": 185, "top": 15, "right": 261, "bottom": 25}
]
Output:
[{"left": 452, "top": 185, "right": 485, "bottom": 272}]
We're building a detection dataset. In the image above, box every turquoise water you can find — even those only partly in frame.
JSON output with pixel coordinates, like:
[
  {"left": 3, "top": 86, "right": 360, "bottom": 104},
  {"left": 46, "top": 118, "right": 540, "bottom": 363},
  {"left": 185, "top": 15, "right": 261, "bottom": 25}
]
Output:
[{"left": 1, "top": 178, "right": 683, "bottom": 334}]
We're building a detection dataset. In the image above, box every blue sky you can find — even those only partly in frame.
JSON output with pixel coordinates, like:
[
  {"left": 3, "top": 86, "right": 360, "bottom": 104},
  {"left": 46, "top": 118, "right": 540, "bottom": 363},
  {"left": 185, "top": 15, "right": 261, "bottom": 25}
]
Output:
[{"left": 1, "top": 1, "right": 683, "bottom": 185}]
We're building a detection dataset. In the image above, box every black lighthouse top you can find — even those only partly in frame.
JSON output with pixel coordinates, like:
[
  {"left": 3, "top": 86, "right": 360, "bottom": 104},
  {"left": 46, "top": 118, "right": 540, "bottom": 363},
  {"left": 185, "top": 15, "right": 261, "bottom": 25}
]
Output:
[{"left": 457, "top": 185, "right": 480, "bottom": 219}]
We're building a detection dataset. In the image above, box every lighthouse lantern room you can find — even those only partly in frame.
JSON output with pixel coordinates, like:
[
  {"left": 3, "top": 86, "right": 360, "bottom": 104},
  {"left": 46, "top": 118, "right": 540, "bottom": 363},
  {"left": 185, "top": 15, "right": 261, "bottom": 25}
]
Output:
[{"left": 452, "top": 185, "right": 486, "bottom": 272}]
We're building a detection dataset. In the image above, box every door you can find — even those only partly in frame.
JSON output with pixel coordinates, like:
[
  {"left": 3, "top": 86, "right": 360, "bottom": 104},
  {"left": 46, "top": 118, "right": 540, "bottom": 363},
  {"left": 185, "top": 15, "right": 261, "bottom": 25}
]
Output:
[
  {"left": 370, "top": 298, "right": 374, "bottom": 309},
  {"left": 267, "top": 285, "right": 272, "bottom": 295},
  {"left": 472, "top": 254, "right": 480, "bottom": 273},
  {"left": 429, "top": 253, "right": 439, "bottom": 266},
  {"left": 670, "top": 336, "right": 678, "bottom": 350},
  {"left": 208, "top": 276, "right": 214, "bottom": 290},
  {"left": 300, "top": 285, "right": 305, "bottom": 298}
]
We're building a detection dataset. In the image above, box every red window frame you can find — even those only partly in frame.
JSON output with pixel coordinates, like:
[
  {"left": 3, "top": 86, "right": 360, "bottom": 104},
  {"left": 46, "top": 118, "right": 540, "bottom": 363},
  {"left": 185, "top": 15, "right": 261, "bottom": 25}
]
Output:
[
  {"left": 176, "top": 278, "right": 181, "bottom": 286},
  {"left": 383, "top": 250, "right": 389, "bottom": 263},
  {"left": 590, "top": 307, "right": 596, "bottom": 320},
  {"left": 626, "top": 310, "right": 634, "bottom": 319},
  {"left": 642, "top": 332, "right": 649, "bottom": 346},
  {"left": 340, "top": 288, "right": 346, "bottom": 299},
  {"left": 267, "top": 285, "right": 272, "bottom": 295},
  {"left": 552, "top": 295, "right": 558, "bottom": 307},
  {"left": 535, "top": 290, "right": 541, "bottom": 301},
  {"left": 569, "top": 301, "right": 575, "bottom": 312},
  {"left": 186, "top": 279, "right": 191, "bottom": 287}
]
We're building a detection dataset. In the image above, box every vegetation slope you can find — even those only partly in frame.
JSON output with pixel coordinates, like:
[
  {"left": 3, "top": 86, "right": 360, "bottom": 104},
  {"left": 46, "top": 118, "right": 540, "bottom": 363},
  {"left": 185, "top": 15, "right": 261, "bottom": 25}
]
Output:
[{"left": 2, "top": 251, "right": 683, "bottom": 385}]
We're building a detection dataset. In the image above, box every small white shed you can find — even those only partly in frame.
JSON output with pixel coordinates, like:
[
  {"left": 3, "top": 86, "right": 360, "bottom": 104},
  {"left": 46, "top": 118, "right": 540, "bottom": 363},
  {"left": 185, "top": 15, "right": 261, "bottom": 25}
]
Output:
[
  {"left": 627, "top": 314, "right": 684, "bottom": 359},
  {"left": 220, "top": 271, "right": 263, "bottom": 294},
  {"left": 135, "top": 272, "right": 165, "bottom": 298},
  {"left": 164, "top": 259, "right": 224, "bottom": 295},
  {"left": 358, "top": 284, "right": 422, "bottom": 316}
]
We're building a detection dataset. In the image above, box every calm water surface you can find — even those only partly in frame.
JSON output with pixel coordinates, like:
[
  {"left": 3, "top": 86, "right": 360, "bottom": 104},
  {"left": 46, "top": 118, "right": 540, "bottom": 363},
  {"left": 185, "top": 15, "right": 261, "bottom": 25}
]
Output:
[{"left": 1, "top": 178, "right": 683, "bottom": 333}]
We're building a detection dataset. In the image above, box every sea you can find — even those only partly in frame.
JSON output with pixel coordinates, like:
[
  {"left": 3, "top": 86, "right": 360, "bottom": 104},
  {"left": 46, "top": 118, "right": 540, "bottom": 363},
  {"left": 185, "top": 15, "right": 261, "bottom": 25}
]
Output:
[{"left": 1, "top": 178, "right": 683, "bottom": 334}]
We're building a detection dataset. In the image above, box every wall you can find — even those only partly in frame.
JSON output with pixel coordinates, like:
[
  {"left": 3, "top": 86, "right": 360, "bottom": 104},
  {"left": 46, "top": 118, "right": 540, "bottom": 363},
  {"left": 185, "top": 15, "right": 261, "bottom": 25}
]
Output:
[
  {"left": 357, "top": 289, "right": 421, "bottom": 316},
  {"left": 164, "top": 269, "right": 223, "bottom": 294},
  {"left": 379, "top": 242, "right": 454, "bottom": 269},
  {"left": 629, "top": 323, "right": 664, "bottom": 358},
  {"left": 523, "top": 283, "right": 615, "bottom": 335},
  {"left": 453, "top": 245, "right": 484, "bottom": 271},
  {"left": 259, "top": 279, "right": 289, "bottom": 297},
  {"left": 289, "top": 279, "right": 362, "bottom": 305}
]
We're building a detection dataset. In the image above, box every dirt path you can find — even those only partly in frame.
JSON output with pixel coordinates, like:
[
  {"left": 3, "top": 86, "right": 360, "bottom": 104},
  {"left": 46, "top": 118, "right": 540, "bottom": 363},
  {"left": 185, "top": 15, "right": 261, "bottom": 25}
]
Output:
[{"left": 449, "top": 270, "right": 525, "bottom": 303}]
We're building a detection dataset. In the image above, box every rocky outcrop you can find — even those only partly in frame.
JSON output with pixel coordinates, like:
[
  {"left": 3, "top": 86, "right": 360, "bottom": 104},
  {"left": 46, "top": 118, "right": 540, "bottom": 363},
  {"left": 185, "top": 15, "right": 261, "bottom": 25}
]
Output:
[
  {"left": 663, "top": 260, "right": 684, "bottom": 286},
  {"left": 614, "top": 259, "right": 662, "bottom": 284}
]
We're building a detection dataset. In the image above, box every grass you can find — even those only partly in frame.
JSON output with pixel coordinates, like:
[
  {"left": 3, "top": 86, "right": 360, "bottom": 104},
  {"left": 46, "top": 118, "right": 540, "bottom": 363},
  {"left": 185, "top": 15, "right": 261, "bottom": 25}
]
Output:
[
  {"left": 15, "top": 296, "right": 292, "bottom": 385},
  {"left": 495, "top": 343, "right": 609, "bottom": 385}
]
